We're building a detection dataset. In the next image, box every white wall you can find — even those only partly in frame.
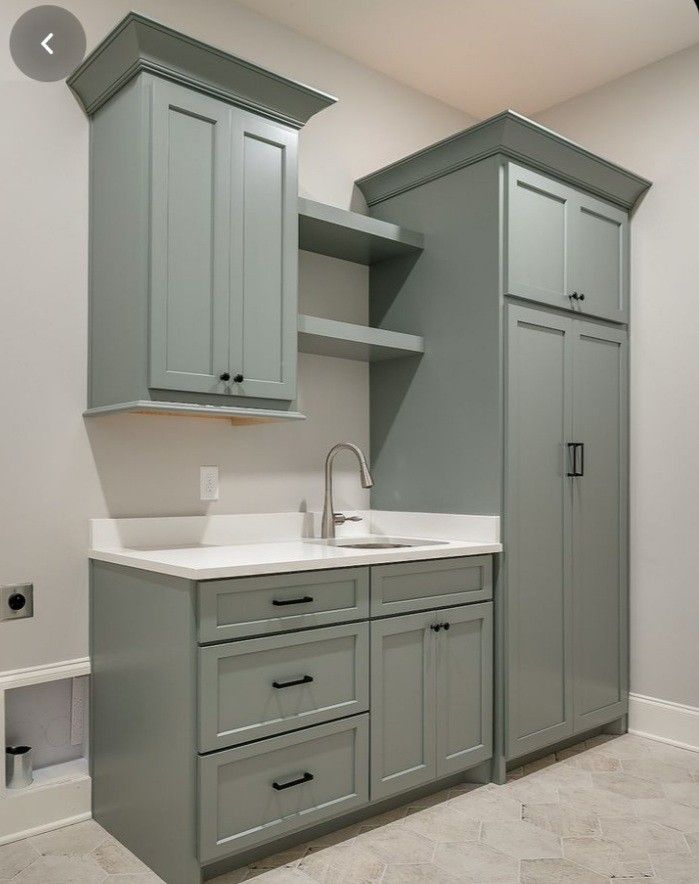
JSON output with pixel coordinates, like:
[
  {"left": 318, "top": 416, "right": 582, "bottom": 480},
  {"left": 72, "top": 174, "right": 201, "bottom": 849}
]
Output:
[
  {"left": 0, "top": 0, "right": 471, "bottom": 673},
  {"left": 538, "top": 44, "right": 699, "bottom": 711}
]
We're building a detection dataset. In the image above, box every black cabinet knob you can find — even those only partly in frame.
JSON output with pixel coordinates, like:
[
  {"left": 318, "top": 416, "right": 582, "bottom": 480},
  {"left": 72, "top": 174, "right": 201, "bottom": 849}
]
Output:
[
  {"left": 579, "top": 293, "right": 586, "bottom": 301},
  {"left": 233, "top": 374, "right": 244, "bottom": 383},
  {"left": 570, "top": 292, "right": 579, "bottom": 301},
  {"left": 443, "top": 622, "right": 450, "bottom": 630},
  {"left": 219, "top": 372, "right": 230, "bottom": 382},
  {"left": 430, "top": 624, "right": 441, "bottom": 632}
]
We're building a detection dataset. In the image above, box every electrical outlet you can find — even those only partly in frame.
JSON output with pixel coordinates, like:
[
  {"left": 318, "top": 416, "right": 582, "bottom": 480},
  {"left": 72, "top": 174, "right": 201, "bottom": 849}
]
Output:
[
  {"left": 1, "top": 583, "right": 34, "bottom": 622},
  {"left": 200, "top": 466, "right": 219, "bottom": 501}
]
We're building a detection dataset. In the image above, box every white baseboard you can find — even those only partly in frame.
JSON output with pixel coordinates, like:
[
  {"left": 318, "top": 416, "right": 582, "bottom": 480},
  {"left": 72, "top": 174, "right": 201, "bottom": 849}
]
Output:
[
  {"left": 628, "top": 692, "right": 699, "bottom": 753},
  {"left": 0, "top": 779, "right": 92, "bottom": 845}
]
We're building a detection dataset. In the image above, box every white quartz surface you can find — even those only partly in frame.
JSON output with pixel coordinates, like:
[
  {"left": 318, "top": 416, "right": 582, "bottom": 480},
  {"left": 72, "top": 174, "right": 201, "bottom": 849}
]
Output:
[{"left": 88, "top": 511, "right": 501, "bottom": 580}]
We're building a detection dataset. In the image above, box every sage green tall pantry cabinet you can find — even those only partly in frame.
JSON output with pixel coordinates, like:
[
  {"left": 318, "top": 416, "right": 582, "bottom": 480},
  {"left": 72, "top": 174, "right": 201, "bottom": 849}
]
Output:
[
  {"left": 68, "top": 13, "right": 334, "bottom": 422},
  {"left": 357, "top": 111, "right": 649, "bottom": 776}
]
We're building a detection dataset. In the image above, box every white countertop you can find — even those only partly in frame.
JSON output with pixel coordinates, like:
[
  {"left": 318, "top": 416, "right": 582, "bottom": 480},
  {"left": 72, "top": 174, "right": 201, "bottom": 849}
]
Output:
[{"left": 89, "top": 511, "right": 501, "bottom": 580}]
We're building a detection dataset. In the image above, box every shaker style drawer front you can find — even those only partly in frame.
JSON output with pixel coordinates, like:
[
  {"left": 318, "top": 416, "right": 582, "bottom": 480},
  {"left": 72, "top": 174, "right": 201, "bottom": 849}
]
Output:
[
  {"left": 198, "top": 623, "right": 369, "bottom": 751},
  {"left": 370, "top": 556, "right": 492, "bottom": 616},
  {"left": 198, "top": 715, "right": 369, "bottom": 862},
  {"left": 197, "top": 568, "right": 369, "bottom": 642}
]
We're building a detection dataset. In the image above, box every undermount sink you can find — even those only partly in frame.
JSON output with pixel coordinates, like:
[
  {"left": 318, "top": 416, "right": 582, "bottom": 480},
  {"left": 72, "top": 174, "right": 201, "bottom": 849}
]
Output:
[{"left": 313, "top": 537, "right": 448, "bottom": 549}]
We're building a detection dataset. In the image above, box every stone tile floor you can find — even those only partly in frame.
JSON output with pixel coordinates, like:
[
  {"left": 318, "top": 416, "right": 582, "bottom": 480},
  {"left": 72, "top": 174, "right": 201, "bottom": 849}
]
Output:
[{"left": 2, "top": 733, "right": 698, "bottom": 883}]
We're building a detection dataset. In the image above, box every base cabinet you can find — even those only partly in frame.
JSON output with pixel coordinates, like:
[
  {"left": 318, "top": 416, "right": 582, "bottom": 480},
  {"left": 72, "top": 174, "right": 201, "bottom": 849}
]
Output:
[
  {"left": 505, "top": 305, "right": 627, "bottom": 760},
  {"left": 199, "top": 715, "right": 369, "bottom": 862},
  {"left": 371, "top": 602, "right": 492, "bottom": 801}
]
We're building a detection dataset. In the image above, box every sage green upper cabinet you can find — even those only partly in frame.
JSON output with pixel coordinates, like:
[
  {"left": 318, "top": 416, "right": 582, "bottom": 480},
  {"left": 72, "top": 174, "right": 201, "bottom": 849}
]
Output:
[
  {"left": 570, "top": 193, "right": 628, "bottom": 325},
  {"left": 506, "top": 164, "right": 573, "bottom": 310},
  {"left": 69, "top": 13, "right": 334, "bottom": 422},
  {"left": 149, "top": 82, "right": 297, "bottom": 400},
  {"left": 506, "top": 162, "right": 629, "bottom": 323},
  {"left": 149, "top": 81, "right": 232, "bottom": 395}
]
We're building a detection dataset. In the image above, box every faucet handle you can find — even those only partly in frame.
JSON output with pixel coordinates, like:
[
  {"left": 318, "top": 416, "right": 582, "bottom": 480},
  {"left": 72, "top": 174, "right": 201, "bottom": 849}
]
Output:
[{"left": 333, "top": 513, "right": 363, "bottom": 526}]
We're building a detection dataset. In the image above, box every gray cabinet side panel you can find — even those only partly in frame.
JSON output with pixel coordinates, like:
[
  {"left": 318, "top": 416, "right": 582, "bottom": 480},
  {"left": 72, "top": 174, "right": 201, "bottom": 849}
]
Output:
[
  {"left": 88, "top": 76, "right": 150, "bottom": 407},
  {"left": 505, "top": 305, "right": 574, "bottom": 759},
  {"left": 369, "top": 157, "right": 502, "bottom": 514},
  {"left": 572, "top": 323, "right": 628, "bottom": 730},
  {"left": 90, "top": 561, "right": 199, "bottom": 884}
]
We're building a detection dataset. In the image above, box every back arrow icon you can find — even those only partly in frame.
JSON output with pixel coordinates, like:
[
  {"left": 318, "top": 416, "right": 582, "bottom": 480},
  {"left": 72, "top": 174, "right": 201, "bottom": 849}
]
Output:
[{"left": 41, "top": 32, "right": 54, "bottom": 54}]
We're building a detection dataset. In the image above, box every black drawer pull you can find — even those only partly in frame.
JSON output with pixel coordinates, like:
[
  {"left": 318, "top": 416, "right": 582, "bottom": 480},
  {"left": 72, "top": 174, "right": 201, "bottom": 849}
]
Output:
[
  {"left": 272, "top": 674, "right": 314, "bottom": 689},
  {"left": 271, "top": 595, "right": 314, "bottom": 607},
  {"left": 272, "top": 771, "right": 314, "bottom": 791}
]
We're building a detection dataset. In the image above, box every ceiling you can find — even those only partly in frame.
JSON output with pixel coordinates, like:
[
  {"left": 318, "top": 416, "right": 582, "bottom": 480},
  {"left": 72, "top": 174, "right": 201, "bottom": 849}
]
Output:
[{"left": 235, "top": 0, "right": 699, "bottom": 118}]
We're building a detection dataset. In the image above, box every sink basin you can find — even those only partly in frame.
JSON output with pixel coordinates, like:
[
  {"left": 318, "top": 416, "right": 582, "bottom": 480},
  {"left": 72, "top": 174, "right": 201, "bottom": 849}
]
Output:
[
  {"left": 336, "top": 541, "right": 413, "bottom": 549},
  {"left": 310, "top": 537, "right": 448, "bottom": 550}
]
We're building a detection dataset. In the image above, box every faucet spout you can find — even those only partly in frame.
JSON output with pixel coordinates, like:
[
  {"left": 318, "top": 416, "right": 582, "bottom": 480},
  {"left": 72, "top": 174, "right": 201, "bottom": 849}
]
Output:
[{"left": 321, "top": 443, "right": 374, "bottom": 539}]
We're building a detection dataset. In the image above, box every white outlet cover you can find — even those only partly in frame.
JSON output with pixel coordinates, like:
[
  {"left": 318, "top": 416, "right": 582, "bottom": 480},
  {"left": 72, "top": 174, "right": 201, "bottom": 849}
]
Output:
[{"left": 200, "top": 466, "right": 219, "bottom": 501}]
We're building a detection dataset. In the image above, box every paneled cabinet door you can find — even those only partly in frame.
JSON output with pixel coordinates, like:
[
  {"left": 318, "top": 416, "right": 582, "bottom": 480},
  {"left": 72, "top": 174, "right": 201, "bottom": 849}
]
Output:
[
  {"left": 572, "top": 323, "right": 628, "bottom": 733},
  {"left": 570, "top": 194, "right": 628, "bottom": 324},
  {"left": 149, "top": 79, "right": 232, "bottom": 395},
  {"left": 229, "top": 110, "right": 298, "bottom": 401},
  {"left": 506, "top": 163, "right": 574, "bottom": 311},
  {"left": 436, "top": 603, "right": 493, "bottom": 777},
  {"left": 505, "top": 305, "right": 575, "bottom": 759},
  {"left": 370, "top": 611, "right": 436, "bottom": 801}
]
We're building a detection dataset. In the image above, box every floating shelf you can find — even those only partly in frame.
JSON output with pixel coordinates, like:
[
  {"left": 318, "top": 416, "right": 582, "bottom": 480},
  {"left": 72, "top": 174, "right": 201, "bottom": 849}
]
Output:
[
  {"left": 298, "top": 315, "right": 424, "bottom": 362},
  {"left": 83, "top": 401, "right": 306, "bottom": 425},
  {"left": 298, "top": 198, "right": 424, "bottom": 265}
]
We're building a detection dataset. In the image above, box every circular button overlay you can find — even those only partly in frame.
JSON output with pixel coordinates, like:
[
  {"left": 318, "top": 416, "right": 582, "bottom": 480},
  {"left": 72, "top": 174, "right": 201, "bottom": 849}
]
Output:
[{"left": 10, "top": 6, "right": 86, "bottom": 82}]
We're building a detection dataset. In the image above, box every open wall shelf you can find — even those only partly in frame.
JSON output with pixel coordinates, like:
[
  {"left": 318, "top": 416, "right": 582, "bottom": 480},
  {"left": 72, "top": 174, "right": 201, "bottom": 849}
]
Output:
[
  {"left": 298, "top": 315, "right": 424, "bottom": 362},
  {"left": 298, "top": 198, "right": 424, "bottom": 265}
]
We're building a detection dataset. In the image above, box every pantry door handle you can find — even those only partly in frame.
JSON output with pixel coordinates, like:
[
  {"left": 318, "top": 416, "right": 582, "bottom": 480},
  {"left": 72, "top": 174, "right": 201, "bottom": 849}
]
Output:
[
  {"left": 272, "top": 675, "right": 314, "bottom": 689},
  {"left": 566, "top": 442, "right": 583, "bottom": 477},
  {"left": 272, "top": 772, "right": 314, "bottom": 791},
  {"left": 271, "top": 595, "right": 314, "bottom": 607}
]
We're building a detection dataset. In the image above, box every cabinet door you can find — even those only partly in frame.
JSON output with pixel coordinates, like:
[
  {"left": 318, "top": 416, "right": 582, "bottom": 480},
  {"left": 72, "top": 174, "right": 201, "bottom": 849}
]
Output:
[
  {"left": 149, "top": 80, "right": 231, "bottom": 394},
  {"left": 572, "top": 323, "right": 628, "bottom": 732},
  {"left": 570, "top": 195, "right": 628, "bottom": 323},
  {"left": 505, "top": 305, "right": 574, "bottom": 759},
  {"left": 370, "top": 610, "right": 436, "bottom": 801},
  {"left": 506, "top": 163, "right": 575, "bottom": 311},
  {"left": 229, "top": 111, "right": 298, "bottom": 400},
  {"left": 436, "top": 603, "right": 493, "bottom": 777}
]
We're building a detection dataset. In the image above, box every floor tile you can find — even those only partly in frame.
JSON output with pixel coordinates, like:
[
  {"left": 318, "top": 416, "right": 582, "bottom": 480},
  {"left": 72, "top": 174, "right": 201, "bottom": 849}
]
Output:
[
  {"left": 591, "top": 769, "right": 665, "bottom": 799},
  {"left": 401, "top": 806, "right": 481, "bottom": 843},
  {"left": 520, "top": 857, "right": 607, "bottom": 883},
  {"left": 598, "top": 815, "right": 689, "bottom": 855},
  {"left": 650, "top": 850, "right": 699, "bottom": 882},
  {"left": 381, "top": 862, "right": 460, "bottom": 883},
  {"left": 523, "top": 802, "right": 601, "bottom": 837},
  {"left": 0, "top": 839, "right": 40, "bottom": 880},
  {"left": 433, "top": 841, "right": 519, "bottom": 882},
  {"left": 663, "top": 780, "right": 699, "bottom": 808},
  {"left": 11, "top": 853, "right": 108, "bottom": 884},
  {"left": 360, "top": 826, "right": 435, "bottom": 864},
  {"left": 447, "top": 783, "right": 523, "bottom": 821},
  {"left": 622, "top": 757, "right": 695, "bottom": 783},
  {"left": 557, "top": 785, "right": 637, "bottom": 818},
  {"left": 30, "top": 820, "right": 112, "bottom": 857},
  {"left": 481, "top": 819, "right": 562, "bottom": 859},
  {"left": 566, "top": 752, "right": 621, "bottom": 773},
  {"left": 561, "top": 835, "right": 630, "bottom": 876},
  {"left": 634, "top": 797, "right": 699, "bottom": 833},
  {"left": 94, "top": 842, "right": 149, "bottom": 875}
]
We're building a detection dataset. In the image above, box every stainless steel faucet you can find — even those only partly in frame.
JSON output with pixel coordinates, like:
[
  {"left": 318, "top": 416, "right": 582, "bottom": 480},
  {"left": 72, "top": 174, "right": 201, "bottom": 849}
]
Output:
[{"left": 321, "top": 443, "right": 374, "bottom": 539}]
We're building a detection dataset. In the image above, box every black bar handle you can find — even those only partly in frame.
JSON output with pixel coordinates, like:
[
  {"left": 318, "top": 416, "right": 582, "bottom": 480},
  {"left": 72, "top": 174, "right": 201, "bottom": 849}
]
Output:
[
  {"left": 566, "top": 442, "right": 583, "bottom": 477},
  {"left": 272, "top": 771, "right": 314, "bottom": 791},
  {"left": 271, "top": 595, "right": 314, "bottom": 607},
  {"left": 272, "top": 674, "right": 314, "bottom": 690}
]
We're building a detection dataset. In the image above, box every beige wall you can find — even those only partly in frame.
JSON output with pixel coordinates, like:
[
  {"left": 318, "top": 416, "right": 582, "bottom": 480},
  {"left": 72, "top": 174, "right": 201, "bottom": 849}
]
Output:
[
  {"left": 0, "top": 0, "right": 471, "bottom": 672},
  {"left": 538, "top": 44, "right": 699, "bottom": 709}
]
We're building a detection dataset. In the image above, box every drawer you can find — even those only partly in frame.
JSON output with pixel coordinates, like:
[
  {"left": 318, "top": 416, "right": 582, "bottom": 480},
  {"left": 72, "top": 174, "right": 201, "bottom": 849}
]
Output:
[
  {"left": 198, "top": 622, "right": 369, "bottom": 752},
  {"left": 197, "top": 568, "right": 369, "bottom": 642},
  {"left": 198, "top": 714, "right": 369, "bottom": 862},
  {"left": 370, "top": 556, "right": 492, "bottom": 616}
]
